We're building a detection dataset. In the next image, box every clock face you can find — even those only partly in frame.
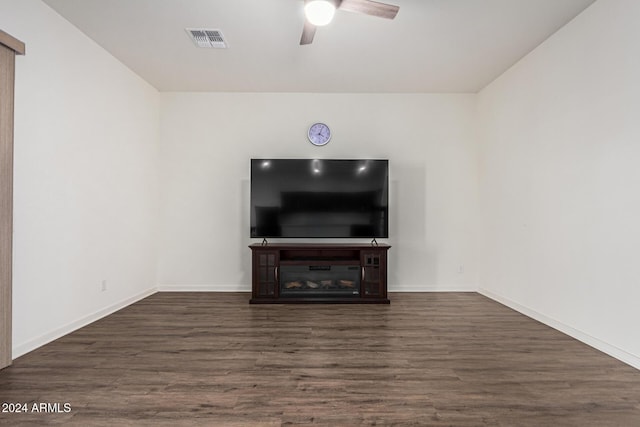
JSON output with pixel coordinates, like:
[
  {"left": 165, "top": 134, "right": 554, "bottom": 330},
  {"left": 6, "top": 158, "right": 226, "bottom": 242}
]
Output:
[{"left": 308, "top": 123, "right": 331, "bottom": 146}]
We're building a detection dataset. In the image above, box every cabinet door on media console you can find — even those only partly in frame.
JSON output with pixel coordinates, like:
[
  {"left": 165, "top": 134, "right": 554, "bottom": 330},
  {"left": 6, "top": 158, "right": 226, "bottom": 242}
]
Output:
[
  {"left": 253, "top": 250, "right": 279, "bottom": 298},
  {"left": 361, "top": 249, "right": 387, "bottom": 298}
]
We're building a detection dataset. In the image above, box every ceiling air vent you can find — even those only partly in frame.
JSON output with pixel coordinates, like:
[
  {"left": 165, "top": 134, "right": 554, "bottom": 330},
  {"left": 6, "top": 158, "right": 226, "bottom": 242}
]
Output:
[{"left": 186, "top": 28, "right": 227, "bottom": 49}]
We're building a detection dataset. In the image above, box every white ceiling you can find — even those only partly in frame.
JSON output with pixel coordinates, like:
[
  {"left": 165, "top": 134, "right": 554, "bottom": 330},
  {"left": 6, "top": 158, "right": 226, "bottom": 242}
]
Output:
[{"left": 42, "top": 0, "right": 596, "bottom": 93}]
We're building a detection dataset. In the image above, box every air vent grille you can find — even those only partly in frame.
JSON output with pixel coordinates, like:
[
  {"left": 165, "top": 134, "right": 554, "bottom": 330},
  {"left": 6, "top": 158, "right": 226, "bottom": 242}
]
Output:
[{"left": 186, "top": 28, "right": 227, "bottom": 49}]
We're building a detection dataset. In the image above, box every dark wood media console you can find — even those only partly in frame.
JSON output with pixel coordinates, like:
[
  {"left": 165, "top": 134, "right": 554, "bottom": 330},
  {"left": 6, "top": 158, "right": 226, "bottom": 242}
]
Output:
[{"left": 249, "top": 243, "right": 390, "bottom": 304}]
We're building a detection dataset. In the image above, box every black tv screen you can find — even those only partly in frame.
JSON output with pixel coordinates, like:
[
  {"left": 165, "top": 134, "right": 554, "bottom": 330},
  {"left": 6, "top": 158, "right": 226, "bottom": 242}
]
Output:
[{"left": 251, "top": 159, "right": 389, "bottom": 238}]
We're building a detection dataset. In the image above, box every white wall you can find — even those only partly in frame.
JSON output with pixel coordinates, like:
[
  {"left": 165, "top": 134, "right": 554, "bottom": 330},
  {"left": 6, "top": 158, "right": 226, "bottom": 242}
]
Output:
[
  {"left": 0, "top": 0, "right": 160, "bottom": 357},
  {"left": 157, "top": 93, "right": 478, "bottom": 292},
  {"left": 477, "top": 0, "right": 640, "bottom": 368}
]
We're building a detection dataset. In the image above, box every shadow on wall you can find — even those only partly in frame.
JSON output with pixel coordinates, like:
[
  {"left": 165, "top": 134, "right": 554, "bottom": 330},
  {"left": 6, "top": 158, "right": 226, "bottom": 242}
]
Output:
[
  {"left": 388, "top": 163, "right": 435, "bottom": 290},
  {"left": 240, "top": 178, "right": 251, "bottom": 288}
]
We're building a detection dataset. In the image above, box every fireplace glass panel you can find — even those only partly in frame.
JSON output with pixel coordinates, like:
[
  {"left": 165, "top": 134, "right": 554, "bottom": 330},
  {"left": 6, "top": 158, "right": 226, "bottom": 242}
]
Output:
[{"left": 280, "top": 265, "right": 361, "bottom": 297}]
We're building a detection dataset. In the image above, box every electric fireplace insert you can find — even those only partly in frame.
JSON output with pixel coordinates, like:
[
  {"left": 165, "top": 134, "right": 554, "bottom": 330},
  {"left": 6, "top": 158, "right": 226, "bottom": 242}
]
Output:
[{"left": 280, "top": 264, "right": 361, "bottom": 298}]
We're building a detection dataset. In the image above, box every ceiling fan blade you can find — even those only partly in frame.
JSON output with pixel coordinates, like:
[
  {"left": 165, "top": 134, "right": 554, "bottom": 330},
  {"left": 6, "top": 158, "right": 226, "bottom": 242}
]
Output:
[
  {"left": 300, "top": 20, "right": 317, "bottom": 45},
  {"left": 338, "top": 0, "right": 399, "bottom": 19}
]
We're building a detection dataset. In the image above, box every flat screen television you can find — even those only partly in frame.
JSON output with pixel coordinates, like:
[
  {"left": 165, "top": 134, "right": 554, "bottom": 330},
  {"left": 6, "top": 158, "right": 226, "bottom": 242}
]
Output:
[{"left": 250, "top": 159, "right": 389, "bottom": 239}]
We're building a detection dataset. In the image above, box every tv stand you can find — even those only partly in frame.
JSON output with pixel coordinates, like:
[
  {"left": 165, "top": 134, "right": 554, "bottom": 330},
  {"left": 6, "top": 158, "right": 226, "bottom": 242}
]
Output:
[{"left": 249, "top": 243, "right": 390, "bottom": 304}]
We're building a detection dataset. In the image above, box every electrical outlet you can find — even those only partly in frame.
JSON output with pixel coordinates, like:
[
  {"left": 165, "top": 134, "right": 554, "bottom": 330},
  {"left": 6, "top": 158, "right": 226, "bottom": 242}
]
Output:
[{"left": 101, "top": 280, "right": 107, "bottom": 292}]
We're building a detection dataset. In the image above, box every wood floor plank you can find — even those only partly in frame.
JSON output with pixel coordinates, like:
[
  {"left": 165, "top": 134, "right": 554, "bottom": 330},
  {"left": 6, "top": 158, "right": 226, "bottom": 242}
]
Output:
[{"left": 1, "top": 292, "right": 639, "bottom": 426}]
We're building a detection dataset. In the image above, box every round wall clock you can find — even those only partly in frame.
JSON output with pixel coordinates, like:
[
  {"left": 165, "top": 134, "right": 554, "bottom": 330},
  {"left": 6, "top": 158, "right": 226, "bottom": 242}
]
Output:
[{"left": 308, "top": 122, "right": 331, "bottom": 146}]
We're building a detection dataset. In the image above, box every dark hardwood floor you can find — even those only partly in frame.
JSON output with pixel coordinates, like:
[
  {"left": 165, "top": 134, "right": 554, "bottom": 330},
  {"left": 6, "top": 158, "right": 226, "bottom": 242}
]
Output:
[{"left": 1, "top": 292, "right": 639, "bottom": 426}]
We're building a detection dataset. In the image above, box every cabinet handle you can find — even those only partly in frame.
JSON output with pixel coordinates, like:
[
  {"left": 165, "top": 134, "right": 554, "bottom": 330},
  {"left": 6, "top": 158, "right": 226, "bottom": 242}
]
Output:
[
  {"left": 274, "top": 266, "right": 279, "bottom": 282},
  {"left": 362, "top": 266, "right": 365, "bottom": 281}
]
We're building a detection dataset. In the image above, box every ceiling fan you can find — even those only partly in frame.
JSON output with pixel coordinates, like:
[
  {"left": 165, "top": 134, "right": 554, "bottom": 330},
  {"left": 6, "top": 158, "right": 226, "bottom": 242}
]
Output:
[{"left": 300, "top": 0, "right": 400, "bottom": 45}]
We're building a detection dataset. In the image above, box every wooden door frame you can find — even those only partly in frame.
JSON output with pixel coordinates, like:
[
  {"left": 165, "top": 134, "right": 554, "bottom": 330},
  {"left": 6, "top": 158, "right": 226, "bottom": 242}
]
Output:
[{"left": 1, "top": 29, "right": 25, "bottom": 370}]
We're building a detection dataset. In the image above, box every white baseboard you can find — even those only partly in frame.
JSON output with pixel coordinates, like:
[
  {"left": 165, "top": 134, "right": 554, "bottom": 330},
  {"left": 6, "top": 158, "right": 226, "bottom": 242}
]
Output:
[
  {"left": 156, "top": 284, "right": 476, "bottom": 293},
  {"left": 156, "top": 284, "right": 250, "bottom": 292},
  {"left": 478, "top": 288, "right": 640, "bottom": 370},
  {"left": 12, "top": 288, "right": 157, "bottom": 359},
  {"left": 390, "top": 284, "right": 477, "bottom": 292}
]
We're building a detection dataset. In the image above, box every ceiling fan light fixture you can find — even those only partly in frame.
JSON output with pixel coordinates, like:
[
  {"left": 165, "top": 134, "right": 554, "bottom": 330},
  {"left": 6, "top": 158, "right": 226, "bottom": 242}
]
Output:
[{"left": 304, "top": 0, "right": 336, "bottom": 26}]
